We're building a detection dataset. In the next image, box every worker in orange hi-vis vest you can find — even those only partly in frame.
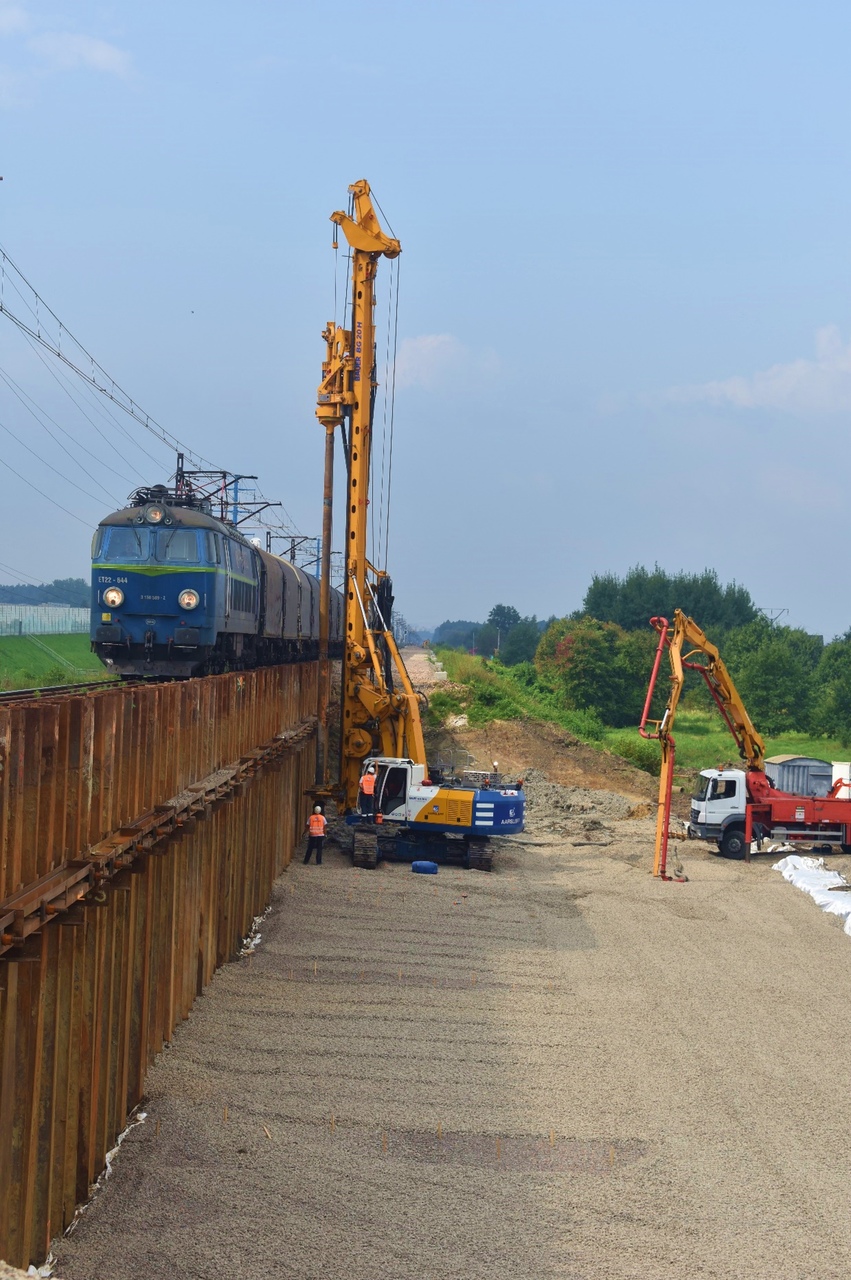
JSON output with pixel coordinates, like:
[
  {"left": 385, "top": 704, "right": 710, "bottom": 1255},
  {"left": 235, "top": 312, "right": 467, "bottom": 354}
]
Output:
[
  {"left": 303, "top": 806, "right": 328, "bottom": 865},
  {"left": 359, "top": 764, "right": 377, "bottom": 818}
]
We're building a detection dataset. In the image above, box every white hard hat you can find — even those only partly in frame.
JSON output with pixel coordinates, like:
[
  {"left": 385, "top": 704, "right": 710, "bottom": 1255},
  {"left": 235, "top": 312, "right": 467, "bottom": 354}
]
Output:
[{"left": 314, "top": 805, "right": 322, "bottom": 813}]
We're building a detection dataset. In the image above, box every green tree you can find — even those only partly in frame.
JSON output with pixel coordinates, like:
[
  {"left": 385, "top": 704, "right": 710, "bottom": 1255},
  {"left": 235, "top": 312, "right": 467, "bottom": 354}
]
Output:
[
  {"left": 474, "top": 623, "right": 498, "bottom": 656},
  {"left": 552, "top": 619, "right": 634, "bottom": 726},
  {"left": 487, "top": 604, "right": 521, "bottom": 635},
  {"left": 724, "top": 620, "right": 819, "bottom": 735},
  {"left": 535, "top": 617, "right": 573, "bottom": 675},
  {"left": 583, "top": 565, "right": 757, "bottom": 633},
  {"left": 433, "top": 619, "right": 481, "bottom": 649},
  {"left": 0, "top": 576, "right": 89, "bottom": 606},
  {"left": 814, "top": 637, "right": 851, "bottom": 744},
  {"left": 500, "top": 618, "right": 540, "bottom": 666},
  {"left": 617, "top": 627, "right": 663, "bottom": 723}
]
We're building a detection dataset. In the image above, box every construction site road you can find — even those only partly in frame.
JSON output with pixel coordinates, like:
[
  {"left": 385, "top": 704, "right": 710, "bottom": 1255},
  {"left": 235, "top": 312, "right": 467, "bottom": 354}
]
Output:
[{"left": 54, "top": 800, "right": 851, "bottom": 1280}]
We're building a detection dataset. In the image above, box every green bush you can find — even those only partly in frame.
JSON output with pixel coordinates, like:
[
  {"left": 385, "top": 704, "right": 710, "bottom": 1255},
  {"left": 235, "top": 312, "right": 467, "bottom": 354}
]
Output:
[
  {"left": 606, "top": 732, "right": 660, "bottom": 775},
  {"left": 425, "top": 689, "right": 465, "bottom": 727},
  {"left": 559, "top": 708, "right": 607, "bottom": 741},
  {"left": 466, "top": 682, "right": 525, "bottom": 725},
  {"left": 41, "top": 665, "right": 71, "bottom": 686}
]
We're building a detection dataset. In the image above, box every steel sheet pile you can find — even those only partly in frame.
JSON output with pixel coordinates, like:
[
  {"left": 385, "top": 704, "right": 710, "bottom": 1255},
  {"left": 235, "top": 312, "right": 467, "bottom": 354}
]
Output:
[{"left": 0, "top": 664, "right": 318, "bottom": 1269}]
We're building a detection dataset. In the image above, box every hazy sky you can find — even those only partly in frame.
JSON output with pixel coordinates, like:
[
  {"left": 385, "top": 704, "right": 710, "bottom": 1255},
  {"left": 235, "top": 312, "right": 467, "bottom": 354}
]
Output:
[{"left": 1, "top": 1, "right": 851, "bottom": 637}]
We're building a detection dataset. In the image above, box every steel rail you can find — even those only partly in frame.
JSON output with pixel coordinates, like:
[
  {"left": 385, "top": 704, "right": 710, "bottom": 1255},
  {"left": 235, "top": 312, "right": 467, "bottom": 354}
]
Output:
[{"left": 0, "top": 678, "right": 127, "bottom": 704}]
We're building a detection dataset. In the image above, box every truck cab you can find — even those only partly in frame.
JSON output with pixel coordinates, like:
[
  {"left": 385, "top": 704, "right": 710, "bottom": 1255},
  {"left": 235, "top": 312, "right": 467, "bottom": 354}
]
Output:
[{"left": 689, "top": 768, "right": 748, "bottom": 856}]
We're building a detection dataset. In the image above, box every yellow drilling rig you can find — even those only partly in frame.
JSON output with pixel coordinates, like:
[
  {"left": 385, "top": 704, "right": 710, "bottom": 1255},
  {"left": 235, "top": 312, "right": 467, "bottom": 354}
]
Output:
[{"left": 313, "top": 181, "right": 525, "bottom": 869}]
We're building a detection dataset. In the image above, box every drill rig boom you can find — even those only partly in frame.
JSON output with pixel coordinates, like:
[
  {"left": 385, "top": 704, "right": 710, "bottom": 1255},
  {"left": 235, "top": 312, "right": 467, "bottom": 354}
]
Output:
[
  {"left": 314, "top": 181, "right": 524, "bottom": 869},
  {"left": 316, "top": 180, "right": 425, "bottom": 809}
]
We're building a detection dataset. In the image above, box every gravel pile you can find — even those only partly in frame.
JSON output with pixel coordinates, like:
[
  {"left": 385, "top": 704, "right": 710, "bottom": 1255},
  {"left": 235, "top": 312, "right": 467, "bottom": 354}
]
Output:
[{"left": 521, "top": 767, "right": 633, "bottom": 833}]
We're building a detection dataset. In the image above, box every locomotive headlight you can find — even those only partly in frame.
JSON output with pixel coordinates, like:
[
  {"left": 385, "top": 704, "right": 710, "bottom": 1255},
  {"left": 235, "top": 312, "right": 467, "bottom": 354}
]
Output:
[
  {"left": 103, "top": 587, "right": 124, "bottom": 608},
  {"left": 178, "top": 589, "right": 200, "bottom": 611},
  {"left": 146, "top": 505, "right": 165, "bottom": 523}
]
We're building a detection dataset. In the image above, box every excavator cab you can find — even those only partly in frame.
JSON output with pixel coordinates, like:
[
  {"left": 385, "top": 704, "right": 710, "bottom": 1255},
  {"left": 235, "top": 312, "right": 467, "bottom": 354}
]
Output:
[{"left": 375, "top": 761, "right": 411, "bottom": 820}]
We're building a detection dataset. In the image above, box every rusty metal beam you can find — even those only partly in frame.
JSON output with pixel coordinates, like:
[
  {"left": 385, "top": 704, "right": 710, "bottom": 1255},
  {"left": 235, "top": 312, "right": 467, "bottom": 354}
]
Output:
[{"left": 0, "top": 663, "right": 320, "bottom": 1269}]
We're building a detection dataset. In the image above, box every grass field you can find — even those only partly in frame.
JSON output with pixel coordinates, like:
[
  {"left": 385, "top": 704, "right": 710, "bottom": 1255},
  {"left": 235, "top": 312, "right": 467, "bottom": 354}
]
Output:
[
  {"left": 0, "top": 634, "right": 110, "bottom": 689},
  {"left": 434, "top": 648, "right": 849, "bottom": 780},
  {"left": 634, "top": 707, "right": 850, "bottom": 776}
]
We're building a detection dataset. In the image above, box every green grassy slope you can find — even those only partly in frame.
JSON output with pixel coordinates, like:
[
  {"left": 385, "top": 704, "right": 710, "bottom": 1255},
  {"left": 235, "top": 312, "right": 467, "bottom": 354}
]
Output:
[
  {"left": 433, "top": 648, "right": 849, "bottom": 780},
  {"left": 0, "top": 634, "right": 109, "bottom": 688},
  {"left": 634, "top": 708, "right": 850, "bottom": 773}
]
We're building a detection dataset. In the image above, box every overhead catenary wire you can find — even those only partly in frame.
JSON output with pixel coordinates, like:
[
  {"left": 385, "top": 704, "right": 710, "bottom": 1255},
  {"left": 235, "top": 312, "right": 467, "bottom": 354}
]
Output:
[
  {"left": 0, "top": 557, "right": 41, "bottom": 584},
  {"left": 21, "top": 333, "right": 157, "bottom": 481},
  {"left": 0, "top": 365, "right": 126, "bottom": 501},
  {"left": 0, "top": 412, "right": 115, "bottom": 506},
  {"left": 0, "top": 452, "right": 90, "bottom": 525},
  {"left": 0, "top": 244, "right": 218, "bottom": 470},
  {"left": 0, "top": 558, "right": 62, "bottom": 604},
  {"left": 0, "top": 244, "right": 304, "bottom": 535}
]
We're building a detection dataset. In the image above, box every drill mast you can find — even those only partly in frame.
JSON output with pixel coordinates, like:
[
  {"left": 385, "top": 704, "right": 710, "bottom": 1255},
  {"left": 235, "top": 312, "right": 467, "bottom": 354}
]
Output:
[{"left": 316, "top": 181, "right": 427, "bottom": 809}]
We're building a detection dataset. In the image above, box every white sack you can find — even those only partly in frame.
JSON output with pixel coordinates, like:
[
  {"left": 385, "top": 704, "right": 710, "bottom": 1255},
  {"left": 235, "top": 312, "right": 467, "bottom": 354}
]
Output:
[{"left": 773, "top": 855, "right": 851, "bottom": 936}]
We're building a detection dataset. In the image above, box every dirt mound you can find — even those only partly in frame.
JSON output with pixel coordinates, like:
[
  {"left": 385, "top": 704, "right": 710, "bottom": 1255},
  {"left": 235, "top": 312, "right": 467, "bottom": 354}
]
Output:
[
  {"left": 520, "top": 767, "right": 637, "bottom": 840},
  {"left": 523, "top": 767, "right": 634, "bottom": 820},
  {"left": 449, "top": 717, "right": 656, "bottom": 801}
]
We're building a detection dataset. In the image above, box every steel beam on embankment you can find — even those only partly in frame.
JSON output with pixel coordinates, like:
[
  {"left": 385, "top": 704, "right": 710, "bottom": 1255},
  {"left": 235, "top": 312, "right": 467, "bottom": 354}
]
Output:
[{"left": 0, "top": 664, "right": 319, "bottom": 1269}]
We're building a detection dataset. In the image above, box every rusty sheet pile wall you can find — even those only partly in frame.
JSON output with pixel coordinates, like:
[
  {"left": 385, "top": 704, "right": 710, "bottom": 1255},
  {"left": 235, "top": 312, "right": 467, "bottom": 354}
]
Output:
[{"left": 0, "top": 664, "right": 318, "bottom": 1268}]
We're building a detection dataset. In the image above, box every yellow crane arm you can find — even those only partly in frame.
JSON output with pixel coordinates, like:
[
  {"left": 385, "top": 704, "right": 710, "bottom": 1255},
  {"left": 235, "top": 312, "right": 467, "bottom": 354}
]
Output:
[
  {"left": 639, "top": 608, "right": 766, "bottom": 878},
  {"left": 331, "top": 180, "right": 401, "bottom": 258},
  {"left": 662, "top": 610, "right": 765, "bottom": 769}
]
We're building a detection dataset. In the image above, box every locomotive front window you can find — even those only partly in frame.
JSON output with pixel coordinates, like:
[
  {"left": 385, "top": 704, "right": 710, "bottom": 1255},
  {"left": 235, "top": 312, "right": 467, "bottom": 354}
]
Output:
[
  {"left": 101, "top": 528, "right": 149, "bottom": 561},
  {"left": 155, "top": 529, "right": 200, "bottom": 563}
]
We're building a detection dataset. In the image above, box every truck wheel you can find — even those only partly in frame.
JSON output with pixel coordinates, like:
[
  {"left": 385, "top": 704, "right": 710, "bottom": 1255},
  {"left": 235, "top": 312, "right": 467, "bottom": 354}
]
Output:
[{"left": 719, "top": 827, "right": 746, "bottom": 859}]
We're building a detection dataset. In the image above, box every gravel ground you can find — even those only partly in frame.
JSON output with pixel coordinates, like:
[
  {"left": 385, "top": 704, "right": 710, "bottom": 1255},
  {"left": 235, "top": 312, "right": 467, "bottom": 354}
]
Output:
[
  {"left": 54, "top": 782, "right": 851, "bottom": 1280},
  {"left": 399, "top": 646, "right": 448, "bottom": 691}
]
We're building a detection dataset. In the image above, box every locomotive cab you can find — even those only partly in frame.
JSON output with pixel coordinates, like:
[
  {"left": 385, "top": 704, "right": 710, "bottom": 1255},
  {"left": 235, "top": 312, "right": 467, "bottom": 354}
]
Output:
[
  {"left": 92, "top": 498, "right": 229, "bottom": 678},
  {"left": 91, "top": 481, "right": 344, "bottom": 679}
]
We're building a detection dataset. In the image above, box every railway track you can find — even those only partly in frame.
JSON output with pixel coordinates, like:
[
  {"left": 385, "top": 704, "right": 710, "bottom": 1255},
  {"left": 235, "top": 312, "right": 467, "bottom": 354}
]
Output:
[{"left": 0, "top": 677, "right": 125, "bottom": 704}]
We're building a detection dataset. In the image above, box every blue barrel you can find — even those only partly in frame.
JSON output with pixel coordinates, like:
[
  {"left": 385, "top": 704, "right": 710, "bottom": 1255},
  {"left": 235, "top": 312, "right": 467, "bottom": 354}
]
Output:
[{"left": 411, "top": 860, "right": 438, "bottom": 875}]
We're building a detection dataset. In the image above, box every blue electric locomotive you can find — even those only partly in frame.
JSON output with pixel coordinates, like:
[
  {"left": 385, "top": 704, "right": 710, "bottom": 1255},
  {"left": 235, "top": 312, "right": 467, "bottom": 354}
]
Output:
[{"left": 91, "top": 484, "right": 343, "bottom": 678}]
